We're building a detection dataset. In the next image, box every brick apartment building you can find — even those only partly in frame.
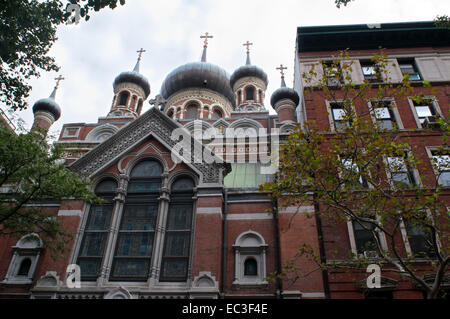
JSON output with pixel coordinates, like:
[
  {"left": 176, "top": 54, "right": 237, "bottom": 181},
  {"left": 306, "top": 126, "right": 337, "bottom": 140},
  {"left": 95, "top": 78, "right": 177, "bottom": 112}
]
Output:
[{"left": 0, "top": 21, "right": 448, "bottom": 299}]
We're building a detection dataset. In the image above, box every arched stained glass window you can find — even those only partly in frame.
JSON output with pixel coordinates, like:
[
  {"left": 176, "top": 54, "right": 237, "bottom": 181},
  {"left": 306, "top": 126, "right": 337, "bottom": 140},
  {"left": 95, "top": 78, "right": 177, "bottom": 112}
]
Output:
[
  {"left": 77, "top": 179, "right": 117, "bottom": 281},
  {"left": 111, "top": 160, "right": 162, "bottom": 281},
  {"left": 160, "top": 177, "right": 195, "bottom": 282}
]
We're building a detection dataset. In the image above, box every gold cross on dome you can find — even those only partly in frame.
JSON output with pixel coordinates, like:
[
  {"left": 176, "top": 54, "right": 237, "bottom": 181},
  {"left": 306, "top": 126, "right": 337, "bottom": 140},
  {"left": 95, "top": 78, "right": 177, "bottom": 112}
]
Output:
[
  {"left": 137, "top": 48, "right": 146, "bottom": 61},
  {"left": 200, "top": 32, "right": 213, "bottom": 48},
  {"left": 276, "top": 64, "right": 287, "bottom": 77},
  {"left": 243, "top": 41, "right": 253, "bottom": 53},
  {"left": 54, "top": 75, "right": 65, "bottom": 89}
]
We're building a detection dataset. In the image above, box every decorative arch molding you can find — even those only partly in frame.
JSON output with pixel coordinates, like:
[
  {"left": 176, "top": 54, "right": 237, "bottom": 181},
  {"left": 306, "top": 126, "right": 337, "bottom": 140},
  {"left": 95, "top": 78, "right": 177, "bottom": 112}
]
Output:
[
  {"left": 190, "top": 271, "right": 220, "bottom": 298},
  {"left": 104, "top": 287, "right": 134, "bottom": 299},
  {"left": 183, "top": 120, "right": 214, "bottom": 132},
  {"left": 90, "top": 173, "right": 120, "bottom": 192},
  {"left": 2, "top": 234, "right": 44, "bottom": 285},
  {"left": 213, "top": 118, "right": 230, "bottom": 129},
  {"left": 86, "top": 124, "right": 120, "bottom": 142},
  {"left": 36, "top": 271, "right": 62, "bottom": 288},
  {"left": 123, "top": 153, "right": 169, "bottom": 177},
  {"left": 167, "top": 170, "right": 199, "bottom": 189},
  {"left": 232, "top": 230, "right": 268, "bottom": 289},
  {"left": 229, "top": 118, "right": 264, "bottom": 130}
]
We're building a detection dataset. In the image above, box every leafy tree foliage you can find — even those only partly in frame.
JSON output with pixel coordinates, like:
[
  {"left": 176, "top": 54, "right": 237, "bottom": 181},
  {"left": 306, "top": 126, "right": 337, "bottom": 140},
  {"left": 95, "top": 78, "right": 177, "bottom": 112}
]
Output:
[
  {"left": 0, "top": 0, "right": 125, "bottom": 111},
  {"left": 0, "top": 123, "right": 98, "bottom": 255},
  {"left": 262, "top": 51, "right": 449, "bottom": 299}
]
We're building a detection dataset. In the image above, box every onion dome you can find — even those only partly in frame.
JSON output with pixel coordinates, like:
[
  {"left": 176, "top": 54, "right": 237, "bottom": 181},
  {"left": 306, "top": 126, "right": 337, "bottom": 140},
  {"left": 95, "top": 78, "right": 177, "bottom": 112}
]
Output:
[
  {"left": 160, "top": 34, "right": 236, "bottom": 108},
  {"left": 270, "top": 65, "right": 299, "bottom": 107},
  {"left": 230, "top": 50, "right": 268, "bottom": 89},
  {"left": 32, "top": 79, "right": 62, "bottom": 121},
  {"left": 113, "top": 53, "right": 151, "bottom": 99}
]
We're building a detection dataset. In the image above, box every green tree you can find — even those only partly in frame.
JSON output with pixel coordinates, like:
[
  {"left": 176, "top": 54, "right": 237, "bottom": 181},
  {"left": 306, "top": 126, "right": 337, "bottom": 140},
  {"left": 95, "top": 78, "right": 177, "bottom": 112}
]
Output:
[
  {"left": 0, "top": 0, "right": 126, "bottom": 111},
  {"left": 262, "top": 51, "right": 449, "bottom": 299},
  {"left": 0, "top": 123, "right": 98, "bottom": 255}
]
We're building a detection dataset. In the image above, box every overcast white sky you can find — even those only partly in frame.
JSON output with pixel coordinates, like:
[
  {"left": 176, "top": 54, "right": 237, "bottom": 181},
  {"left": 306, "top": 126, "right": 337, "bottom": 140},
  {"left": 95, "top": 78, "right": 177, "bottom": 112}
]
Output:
[{"left": 14, "top": 0, "right": 449, "bottom": 137}]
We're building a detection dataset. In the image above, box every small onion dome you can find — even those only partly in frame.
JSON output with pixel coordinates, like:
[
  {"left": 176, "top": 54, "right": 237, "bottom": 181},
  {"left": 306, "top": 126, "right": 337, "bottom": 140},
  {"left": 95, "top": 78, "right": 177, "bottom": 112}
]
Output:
[
  {"left": 160, "top": 62, "right": 236, "bottom": 108},
  {"left": 113, "top": 71, "right": 151, "bottom": 99},
  {"left": 32, "top": 97, "right": 61, "bottom": 121},
  {"left": 270, "top": 86, "right": 300, "bottom": 108},
  {"left": 230, "top": 64, "right": 268, "bottom": 89}
]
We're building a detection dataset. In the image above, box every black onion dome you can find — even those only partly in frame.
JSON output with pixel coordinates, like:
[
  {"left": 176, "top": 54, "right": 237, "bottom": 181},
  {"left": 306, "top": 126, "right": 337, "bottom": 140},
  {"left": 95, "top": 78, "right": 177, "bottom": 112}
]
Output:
[
  {"left": 113, "top": 71, "right": 151, "bottom": 98},
  {"left": 270, "top": 87, "right": 300, "bottom": 108},
  {"left": 160, "top": 62, "right": 236, "bottom": 108},
  {"left": 230, "top": 64, "right": 268, "bottom": 89},
  {"left": 32, "top": 97, "right": 61, "bottom": 121}
]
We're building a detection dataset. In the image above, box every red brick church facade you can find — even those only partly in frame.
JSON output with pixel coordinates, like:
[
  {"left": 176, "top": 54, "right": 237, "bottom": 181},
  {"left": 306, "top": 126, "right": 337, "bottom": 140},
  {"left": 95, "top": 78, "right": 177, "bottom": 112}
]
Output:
[{"left": 0, "top": 22, "right": 448, "bottom": 299}]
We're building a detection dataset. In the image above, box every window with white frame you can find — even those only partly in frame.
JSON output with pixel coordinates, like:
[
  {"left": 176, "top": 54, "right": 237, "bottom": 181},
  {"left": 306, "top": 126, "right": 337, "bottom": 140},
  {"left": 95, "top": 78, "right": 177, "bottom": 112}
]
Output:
[
  {"left": 403, "top": 218, "right": 436, "bottom": 259},
  {"left": 2, "top": 234, "right": 44, "bottom": 285},
  {"left": 360, "top": 60, "right": 382, "bottom": 82},
  {"left": 411, "top": 98, "right": 441, "bottom": 127},
  {"left": 387, "top": 155, "right": 417, "bottom": 188},
  {"left": 352, "top": 220, "right": 380, "bottom": 257},
  {"left": 430, "top": 150, "right": 450, "bottom": 187},
  {"left": 330, "top": 102, "right": 351, "bottom": 132},
  {"left": 340, "top": 156, "right": 369, "bottom": 188},
  {"left": 372, "top": 101, "right": 399, "bottom": 131},
  {"left": 232, "top": 231, "right": 268, "bottom": 287}
]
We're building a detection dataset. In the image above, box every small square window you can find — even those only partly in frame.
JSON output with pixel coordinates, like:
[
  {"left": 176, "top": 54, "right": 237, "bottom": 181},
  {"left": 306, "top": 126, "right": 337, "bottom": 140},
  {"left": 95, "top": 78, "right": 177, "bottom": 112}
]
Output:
[
  {"left": 413, "top": 99, "right": 438, "bottom": 126},
  {"left": 331, "top": 103, "right": 351, "bottom": 132},
  {"left": 387, "top": 155, "right": 416, "bottom": 187},
  {"left": 63, "top": 127, "right": 80, "bottom": 138},
  {"left": 431, "top": 151, "right": 450, "bottom": 187},
  {"left": 361, "top": 61, "right": 382, "bottom": 82}
]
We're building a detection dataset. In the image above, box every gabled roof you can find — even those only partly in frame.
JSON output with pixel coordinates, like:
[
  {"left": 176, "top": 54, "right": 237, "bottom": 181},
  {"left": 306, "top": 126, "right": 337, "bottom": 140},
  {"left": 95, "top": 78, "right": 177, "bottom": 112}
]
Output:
[{"left": 70, "top": 107, "right": 230, "bottom": 185}]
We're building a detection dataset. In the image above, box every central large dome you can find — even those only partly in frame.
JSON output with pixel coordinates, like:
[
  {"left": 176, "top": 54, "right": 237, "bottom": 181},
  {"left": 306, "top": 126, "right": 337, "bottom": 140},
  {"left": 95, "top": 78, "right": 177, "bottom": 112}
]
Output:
[{"left": 160, "top": 62, "right": 236, "bottom": 108}]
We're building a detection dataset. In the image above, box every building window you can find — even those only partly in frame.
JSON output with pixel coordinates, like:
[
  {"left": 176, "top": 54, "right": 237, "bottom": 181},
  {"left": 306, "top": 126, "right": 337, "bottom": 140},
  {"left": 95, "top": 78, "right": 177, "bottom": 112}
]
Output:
[
  {"left": 361, "top": 61, "right": 382, "bottom": 82},
  {"left": 136, "top": 99, "right": 143, "bottom": 114},
  {"left": 399, "top": 59, "right": 421, "bottom": 81},
  {"left": 404, "top": 220, "right": 436, "bottom": 258},
  {"left": 212, "top": 109, "right": 223, "bottom": 119},
  {"left": 244, "top": 258, "right": 258, "bottom": 276},
  {"left": 63, "top": 127, "right": 80, "bottom": 138},
  {"left": 167, "top": 109, "right": 174, "bottom": 119},
  {"left": 245, "top": 87, "right": 255, "bottom": 101},
  {"left": 431, "top": 151, "right": 450, "bottom": 187},
  {"left": 77, "top": 179, "right": 117, "bottom": 281},
  {"left": 373, "top": 101, "right": 398, "bottom": 131},
  {"left": 110, "top": 160, "right": 162, "bottom": 281},
  {"left": 237, "top": 90, "right": 242, "bottom": 105},
  {"left": 330, "top": 103, "right": 351, "bottom": 132},
  {"left": 232, "top": 231, "right": 268, "bottom": 288},
  {"left": 224, "top": 163, "right": 273, "bottom": 189},
  {"left": 353, "top": 220, "right": 379, "bottom": 257},
  {"left": 186, "top": 104, "right": 198, "bottom": 120},
  {"left": 160, "top": 177, "right": 195, "bottom": 282},
  {"left": 2, "top": 234, "right": 44, "bottom": 285},
  {"left": 341, "top": 156, "right": 369, "bottom": 188},
  {"left": 324, "top": 61, "right": 343, "bottom": 85},
  {"left": 412, "top": 99, "right": 440, "bottom": 127},
  {"left": 387, "top": 155, "right": 416, "bottom": 188},
  {"left": 118, "top": 91, "right": 130, "bottom": 106}
]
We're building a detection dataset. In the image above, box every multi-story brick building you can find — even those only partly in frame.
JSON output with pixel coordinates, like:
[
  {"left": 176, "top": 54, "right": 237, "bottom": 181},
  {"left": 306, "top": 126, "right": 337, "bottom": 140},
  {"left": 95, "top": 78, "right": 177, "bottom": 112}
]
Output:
[
  {"left": 295, "top": 21, "right": 450, "bottom": 299},
  {"left": 0, "top": 22, "right": 448, "bottom": 299}
]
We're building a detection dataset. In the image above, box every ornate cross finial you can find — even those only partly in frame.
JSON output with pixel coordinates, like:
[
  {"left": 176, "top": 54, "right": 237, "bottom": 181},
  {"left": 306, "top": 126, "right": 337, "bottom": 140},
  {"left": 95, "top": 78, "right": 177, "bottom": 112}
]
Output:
[
  {"left": 200, "top": 32, "right": 213, "bottom": 48},
  {"left": 54, "top": 75, "right": 65, "bottom": 89},
  {"left": 149, "top": 94, "right": 167, "bottom": 110},
  {"left": 276, "top": 64, "right": 287, "bottom": 77},
  {"left": 243, "top": 41, "right": 253, "bottom": 53},
  {"left": 137, "top": 48, "right": 146, "bottom": 61}
]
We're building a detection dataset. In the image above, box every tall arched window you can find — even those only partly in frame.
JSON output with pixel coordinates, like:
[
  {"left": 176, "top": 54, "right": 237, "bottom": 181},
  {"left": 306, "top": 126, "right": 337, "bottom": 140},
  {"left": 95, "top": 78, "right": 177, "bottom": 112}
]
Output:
[
  {"left": 186, "top": 104, "right": 198, "bottom": 120},
  {"left": 212, "top": 108, "right": 223, "bottom": 119},
  {"left": 77, "top": 179, "right": 117, "bottom": 281},
  {"left": 110, "top": 160, "right": 162, "bottom": 281},
  {"left": 245, "top": 87, "right": 255, "bottom": 101},
  {"left": 118, "top": 91, "right": 130, "bottom": 106},
  {"left": 237, "top": 90, "right": 242, "bottom": 105},
  {"left": 160, "top": 177, "right": 195, "bottom": 282},
  {"left": 167, "top": 109, "right": 174, "bottom": 119},
  {"left": 136, "top": 99, "right": 143, "bottom": 114},
  {"left": 258, "top": 90, "right": 263, "bottom": 104}
]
